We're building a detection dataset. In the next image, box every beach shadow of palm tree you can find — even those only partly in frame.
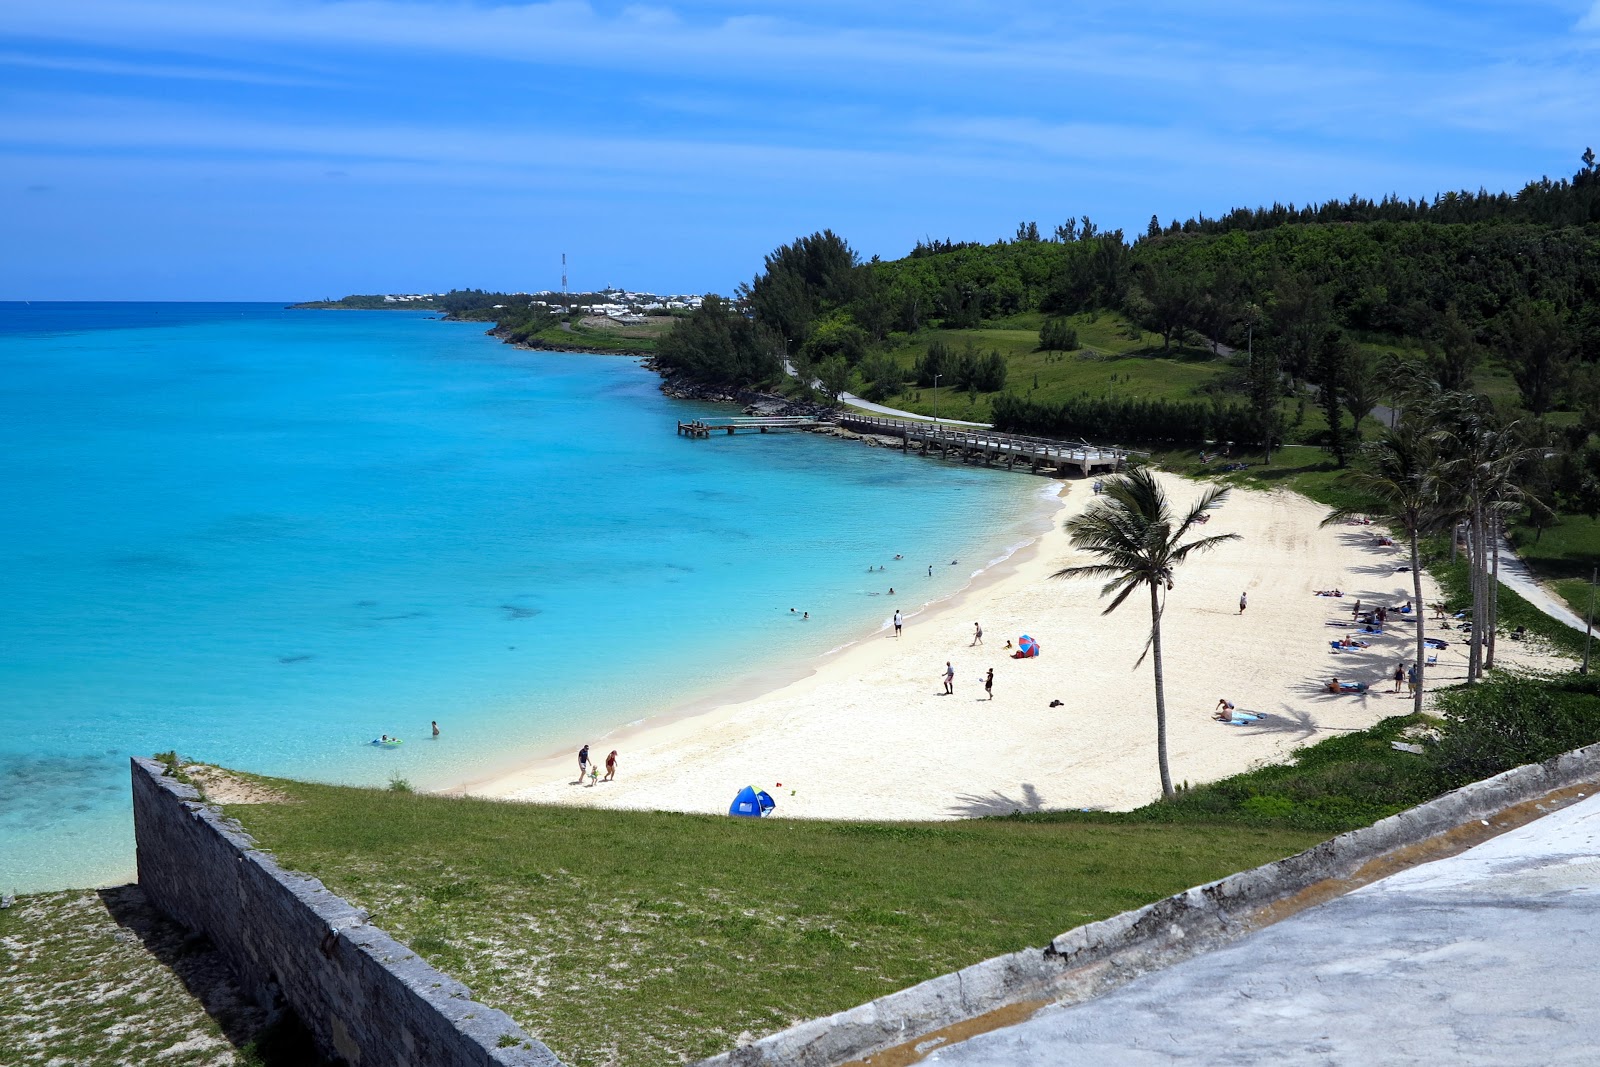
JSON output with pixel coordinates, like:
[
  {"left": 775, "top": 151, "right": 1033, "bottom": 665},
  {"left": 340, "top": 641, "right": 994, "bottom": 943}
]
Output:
[
  {"left": 947, "top": 783, "right": 1046, "bottom": 818},
  {"left": 1235, "top": 707, "right": 1321, "bottom": 740}
]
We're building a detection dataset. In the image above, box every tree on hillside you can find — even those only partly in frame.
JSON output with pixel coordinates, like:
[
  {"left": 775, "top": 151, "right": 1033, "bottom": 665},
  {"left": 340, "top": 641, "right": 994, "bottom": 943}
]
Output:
[
  {"left": 816, "top": 355, "right": 851, "bottom": 402},
  {"left": 1504, "top": 299, "right": 1571, "bottom": 416},
  {"left": 1054, "top": 469, "right": 1238, "bottom": 798},
  {"left": 655, "top": 295, "right": 780, "bottom": 386},
  {"left": 1323, "top": 424, "right": 1443, "bottom": 715},
  {"left": 742, "top": 230, "right": 862, "bottom": 350},
  {"left": 1268, "top": 272, "right": 1331, "bottom": 381},
  {"left": 1135, "top": 263, "right": 1197, "bottom": 350},
  {"left": 856, "top": 351, "right": 904, "bottom": 402},
  {"left": 1342, "top": 348, "right": 1383, "bottom": 438},
  {"left": 1038, "top": 317, "right": 1078, "bottom": 356},
  {"left": 1316, "top": 329, "right": 1353, "bottom": 466},
  {"left": 1242, "top": 303, "right": 1283, "bottom": 462},
  {"left": 1426, "top": 307, "right": 1481, "bottom": 392}
]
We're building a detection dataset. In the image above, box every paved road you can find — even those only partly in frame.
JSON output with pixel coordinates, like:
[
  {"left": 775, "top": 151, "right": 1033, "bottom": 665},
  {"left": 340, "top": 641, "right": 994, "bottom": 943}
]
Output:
[
  {"left": 836, "top": 392, "right": 989, "bottom": 426},
  {"left": 1496, "top": 543, "right": 1591, "bottom": 635},
  {"left": 929, "top": 792, "right": 1600, "bottom": 1066},
  {"left": 780, "top": 360, "right": 990, "bottom": 426}
]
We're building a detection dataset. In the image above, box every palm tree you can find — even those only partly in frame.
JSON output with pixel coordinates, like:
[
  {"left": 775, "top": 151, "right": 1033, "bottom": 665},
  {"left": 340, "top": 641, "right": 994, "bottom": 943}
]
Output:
[
  {"left": 1322, "top": 424, "right": 1443, "bottom": 714},
  {"left": 1054, "top": 468, "right": 1238, "bottom": 797}
]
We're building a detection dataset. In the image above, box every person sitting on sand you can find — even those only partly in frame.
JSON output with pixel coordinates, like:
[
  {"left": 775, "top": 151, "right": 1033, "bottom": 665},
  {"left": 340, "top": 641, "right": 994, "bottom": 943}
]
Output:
[
  {"left": 1213, "top": 698, "right": 1236, "bottom": 721},
  {"left": 1004, "top": 639, "right": 1014, "bottom": 651},
  {"left": 1326, "top": 678, "right": 1342, "bottom": 694}
]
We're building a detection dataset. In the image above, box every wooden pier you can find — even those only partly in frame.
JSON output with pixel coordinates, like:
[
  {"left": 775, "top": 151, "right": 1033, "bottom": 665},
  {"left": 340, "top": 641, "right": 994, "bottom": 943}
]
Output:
[
  {"left": 676, "top": 416, "right": 824, "bottom": 438},
  {"left": 835, "top": 414, "right": 1137, "bottom": 476}
]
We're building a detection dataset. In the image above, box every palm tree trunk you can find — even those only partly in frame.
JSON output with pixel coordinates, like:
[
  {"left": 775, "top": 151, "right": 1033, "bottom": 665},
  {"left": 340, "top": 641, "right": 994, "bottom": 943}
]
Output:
[
  {"left": 1149, "top": 583, "right": 1173, "bottom": 799},
  {"left": 1411, "top": 529, "right": 1426, "bottom": 715},
  {"left": 1467, "top": 515, "right": 1483, "bottom": 684},
  {"left": 1486, "top": 511, "right": 1501, "bottom": 671}
]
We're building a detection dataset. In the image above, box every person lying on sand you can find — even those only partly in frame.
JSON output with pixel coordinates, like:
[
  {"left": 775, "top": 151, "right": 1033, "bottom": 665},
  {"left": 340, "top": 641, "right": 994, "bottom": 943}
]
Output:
[
  {"left": 1314, "top": 589, "right": 1344, "bottom": 597},
  {"left": 1326, "top": 678, "right": 1368, "bottom": 694}
]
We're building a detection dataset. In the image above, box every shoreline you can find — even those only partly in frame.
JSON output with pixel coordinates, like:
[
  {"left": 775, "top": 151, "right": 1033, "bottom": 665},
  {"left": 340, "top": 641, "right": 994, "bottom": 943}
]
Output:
[
  {"left": 461, "top": 473, "right": 1575, "bottom": 820},
  {"left": 445, "top": 481, "right": 1068, "bottom": 799}
]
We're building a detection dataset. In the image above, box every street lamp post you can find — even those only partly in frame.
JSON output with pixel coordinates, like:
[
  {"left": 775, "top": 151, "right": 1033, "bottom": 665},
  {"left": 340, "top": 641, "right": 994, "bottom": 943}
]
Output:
[
  {"left": 1584, "top": 566, "right": 1596, "bottom": 675},
  {"left": 933, "top": 373, "right": 941, "bottom": 425}
]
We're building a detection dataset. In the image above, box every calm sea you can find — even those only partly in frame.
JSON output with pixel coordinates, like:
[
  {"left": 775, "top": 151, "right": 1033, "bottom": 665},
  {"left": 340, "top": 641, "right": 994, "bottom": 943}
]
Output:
[{"left": 0, "top": 303, "right": 1045, "bottom": 893}]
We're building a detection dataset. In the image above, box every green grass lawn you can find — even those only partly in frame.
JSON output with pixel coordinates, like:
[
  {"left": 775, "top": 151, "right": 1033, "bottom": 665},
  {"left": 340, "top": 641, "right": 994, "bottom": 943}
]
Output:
[
  {"left": 1507, "top": 514, "right": 1600, "bottom": 620},
  {"left": 522, "top": 320, "right": 666, "bottom": 354},
  {"left": 874, "top": 311, "right": 1230, "bottom": 423},
  {"left": 228, "top": 783, "right": 1324, "bottom": 1067}
]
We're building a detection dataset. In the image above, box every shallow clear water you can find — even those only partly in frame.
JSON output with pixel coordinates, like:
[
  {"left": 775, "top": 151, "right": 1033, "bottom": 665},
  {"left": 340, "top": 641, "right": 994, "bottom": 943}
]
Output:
[{"left": 0, "top": 303, "right": 1045, "bottom": 893}]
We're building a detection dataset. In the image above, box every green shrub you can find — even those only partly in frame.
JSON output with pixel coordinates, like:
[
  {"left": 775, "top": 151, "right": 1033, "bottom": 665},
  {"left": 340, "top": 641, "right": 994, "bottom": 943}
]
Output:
[{"left": 1431, "top": 672, "right": 1600, "bottom": 786}]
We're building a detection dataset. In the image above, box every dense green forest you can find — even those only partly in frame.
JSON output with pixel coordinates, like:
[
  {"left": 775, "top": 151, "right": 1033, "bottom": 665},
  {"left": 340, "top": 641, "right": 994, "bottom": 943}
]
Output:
[{"left": 651, "top": 156, "right": 1600, "bottom": 526}]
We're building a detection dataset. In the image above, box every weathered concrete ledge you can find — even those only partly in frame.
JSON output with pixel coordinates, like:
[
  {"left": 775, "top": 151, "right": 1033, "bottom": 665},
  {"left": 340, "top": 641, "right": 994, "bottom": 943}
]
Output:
[
  {"left": 700, "top": 741, "right": 1600, "bottom": 1067},
  {"left": 130, "top": 757, "right": 564, "bottom": 1067}
]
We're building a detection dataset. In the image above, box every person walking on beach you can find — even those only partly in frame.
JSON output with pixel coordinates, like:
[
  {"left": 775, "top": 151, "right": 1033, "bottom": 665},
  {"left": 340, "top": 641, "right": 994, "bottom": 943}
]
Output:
[
  {"left": 984, "top": 667, "right": 994, "bottom": 700},
  {"left": 893, "top": 609, "right": 903, "bottom": 637},
  {"left": 604, "top": 750, "right": 617, "bottom": 782},
  {"left": 1352, "top": 599, "right": 1362, "bottom": 620},
  {"left": 943, "top": 661, "right": 955, "bottom": 695},
  {"left": 971, "top": 621, "right": 983, "bottom": 646},
  {"left": 1238, "top": 591, "right": 1248, "bottom": 614},
  {"left": 1407, "top": 663, "right": 1419, "bottom": 696},
  {"left": 1392, "top": 660, "right": 1405, "bottom": 693},
  {"left": 577, "top": 744, "right": 590, "bottom": 783}
]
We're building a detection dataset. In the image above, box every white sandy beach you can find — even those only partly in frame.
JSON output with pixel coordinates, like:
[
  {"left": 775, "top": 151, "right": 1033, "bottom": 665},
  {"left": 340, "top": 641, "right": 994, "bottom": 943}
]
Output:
[{"left": 465, "top": 473, "right": 1571, "bottom": 818}]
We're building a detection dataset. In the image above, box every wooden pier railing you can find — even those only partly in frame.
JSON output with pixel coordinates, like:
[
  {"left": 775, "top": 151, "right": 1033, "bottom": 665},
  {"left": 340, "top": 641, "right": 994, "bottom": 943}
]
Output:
[
  {"left": 834, "top": 414, "right": 1140, "bottom": 475},
  {"left": 677, "top": 416, "right": 825, "bottom": 437},
  {"left": 674, "top": 410, "right": 1140, "bottom": 477}
]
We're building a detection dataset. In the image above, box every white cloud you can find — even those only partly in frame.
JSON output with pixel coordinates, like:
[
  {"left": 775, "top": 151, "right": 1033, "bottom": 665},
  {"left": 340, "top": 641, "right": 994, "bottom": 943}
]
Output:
[{"left": 0, "top": 50, "right": 335, "bottom": 87}]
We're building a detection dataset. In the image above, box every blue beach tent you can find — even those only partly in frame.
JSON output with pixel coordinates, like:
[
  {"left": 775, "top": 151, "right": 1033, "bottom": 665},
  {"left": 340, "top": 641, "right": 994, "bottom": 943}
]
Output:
[{"left": 729, "top": 785, "right": 776, "bottom": 818}]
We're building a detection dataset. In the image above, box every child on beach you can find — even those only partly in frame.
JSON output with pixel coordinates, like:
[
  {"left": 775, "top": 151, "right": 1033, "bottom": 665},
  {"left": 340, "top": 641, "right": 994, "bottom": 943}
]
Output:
[{"left": 588, "top": 765, "right": 599, "bottom": 787}]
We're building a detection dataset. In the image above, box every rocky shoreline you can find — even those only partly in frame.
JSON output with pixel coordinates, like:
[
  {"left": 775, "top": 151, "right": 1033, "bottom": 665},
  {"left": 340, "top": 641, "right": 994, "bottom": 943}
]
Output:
[{"left": 489, "top": 326, "right": 899, "bottom": 445}]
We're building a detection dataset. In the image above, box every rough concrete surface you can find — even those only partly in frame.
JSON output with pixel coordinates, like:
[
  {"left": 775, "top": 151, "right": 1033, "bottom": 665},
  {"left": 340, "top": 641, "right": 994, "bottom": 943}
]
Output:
[
  {"left": 701, "top": 744, "right": 1600, "bottom": 1067},
  {"left": 927, "top": 792, "right": 1600, "bottom": 1066}
]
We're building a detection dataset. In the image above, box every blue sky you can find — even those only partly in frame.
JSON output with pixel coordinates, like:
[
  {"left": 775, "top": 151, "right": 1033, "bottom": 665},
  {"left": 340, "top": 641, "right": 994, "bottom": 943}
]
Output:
[{"left": 3, "top": 1, "right": 1598, "bottom": 299}]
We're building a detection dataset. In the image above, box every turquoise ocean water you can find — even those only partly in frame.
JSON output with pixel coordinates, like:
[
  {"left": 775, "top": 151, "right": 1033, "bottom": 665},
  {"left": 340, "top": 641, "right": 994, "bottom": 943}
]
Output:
[{"left": 0, "top": 304, "right": 1044, "bottom": 893}]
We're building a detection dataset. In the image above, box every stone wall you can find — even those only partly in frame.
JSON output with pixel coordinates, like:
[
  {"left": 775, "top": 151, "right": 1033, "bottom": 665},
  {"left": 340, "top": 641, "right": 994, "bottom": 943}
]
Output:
[{"left": 130, "top": 757, "right": 563, "bottom": 1067}]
